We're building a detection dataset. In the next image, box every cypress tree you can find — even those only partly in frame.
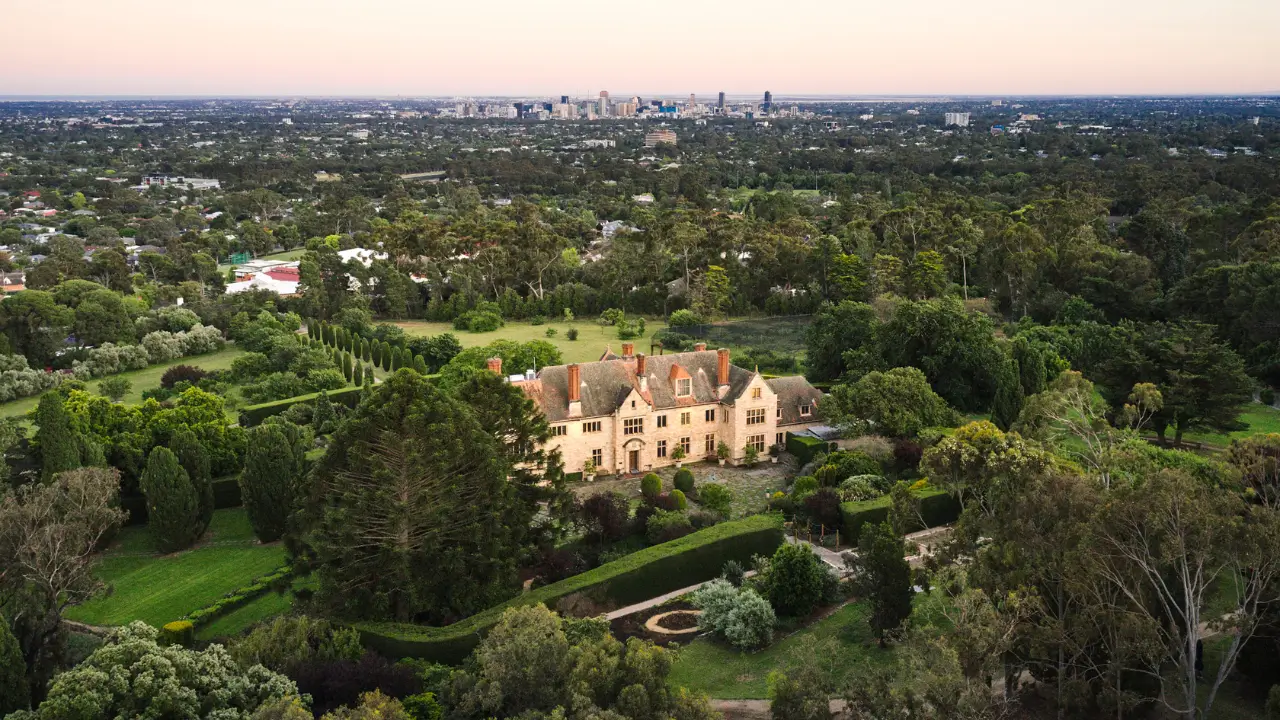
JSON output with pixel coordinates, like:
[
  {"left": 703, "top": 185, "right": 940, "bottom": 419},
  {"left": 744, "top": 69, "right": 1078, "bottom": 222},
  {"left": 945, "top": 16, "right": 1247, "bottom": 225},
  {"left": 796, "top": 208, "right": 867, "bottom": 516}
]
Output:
[
  {"left": 382, "top": 343, "right": 393, "bottom": 372},
  {"left": 372, "top": 341, "right": 382, "bottom": 367},
  {"left": 990, "top": 357, "right": 1025, "bottom": 431},
  {"left": 342, "top": 352, "right": 354, "bottom": 382},
  {"left": 34, "top": 392, "right": 80, "bottom": 481},
  {"left": 170, "top": 428, "right": 213, "bottom": 533},
  {"left": 353, "top": 362, "right": 364, "bottom": 386},
  {"left": 401, "top": 347, "right": 414, "bottom": 370},
  {"left": 851, "top": 522, "right": 914, "bottom": 646},
  {"left": 0, "top": 615, "right": 27, "bottom": 716},
  {"left": 361, "top": 337, "right": 371, "bottom": 362},
  {"left": 313, "top": 391, "right": 337, "bottom": 434},
  {"left": 364, "top": 365, "right": 375, "bottom": 390},
  {"left": 141, "top": 446, "right": 202, "bottom": 553},
  {"left": 323, "top": 324, "right": 333, "bottom": 346},
  {"left": 331, "top": 347, "right": 341, "bottom": 367},
  {"left": 239, "top": 424, "right": 297, "bottom": 542},
  {"left": 413, "top": 355, "right": 428, "bottom": 374}
]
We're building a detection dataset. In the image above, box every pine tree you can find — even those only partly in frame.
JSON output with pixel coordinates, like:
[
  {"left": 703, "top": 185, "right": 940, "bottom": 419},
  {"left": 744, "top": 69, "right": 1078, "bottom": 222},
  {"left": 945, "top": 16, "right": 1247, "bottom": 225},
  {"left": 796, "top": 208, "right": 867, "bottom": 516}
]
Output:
[
  {"left": 353, "top": 362, "right": 364, "bottom": 386},
  {"left": 34, "top": 392, "right": 80, "bottom": 481},
  {"left": 169, "top": 428, "right": 214, "bottom": 533},
  {"left": 239, "top": 424, "right": 297, "bottom": 542},
  {"left": 342, "top": 352, "right": 354, "bottom": 382},
  {"left": 141, "top": 446, "right": 202, "bottom": 553},
  {"left": 0, "top": 615, "right": 28, "bottom": 716},
  {"left": 413, "top": 355, "right": 428, "bottom": 374},
  {"left": 990, "top": 356, "right": 1025, "bottom": 431},
  {"left": 850, "top": 521, "right": 914, "bottom": 646},
  {"left": 313, "top": 391, "right": 336, "bottom": 434}
]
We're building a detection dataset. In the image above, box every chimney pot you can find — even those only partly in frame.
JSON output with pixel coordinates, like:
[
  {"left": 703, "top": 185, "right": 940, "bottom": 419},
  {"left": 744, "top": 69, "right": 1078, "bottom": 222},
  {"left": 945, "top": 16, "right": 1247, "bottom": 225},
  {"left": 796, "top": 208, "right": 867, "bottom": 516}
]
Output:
[
  {"left": 487, "top": 357, "right": 503, "bottom": 375},
  {"left": 636, "top": 352, "right": 646, "bottom": 377},
  {"left": 717, "top": 348, "right": 730, "bottom": 387},
  {"left": 567, "top": 363, "right": 581, "bottom": 403},
  {"left": 622, "top": 342, "right": 634, "bottom": 358},
  {"left": 694, "top": 342, "right": 707, "bottom": 352}
]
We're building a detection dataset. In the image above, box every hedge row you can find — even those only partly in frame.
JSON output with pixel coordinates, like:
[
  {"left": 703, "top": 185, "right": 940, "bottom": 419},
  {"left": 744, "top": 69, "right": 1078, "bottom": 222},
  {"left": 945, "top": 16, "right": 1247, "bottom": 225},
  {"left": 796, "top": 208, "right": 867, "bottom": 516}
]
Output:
[
  {"left": 840, "top": 487, "right": 961, "bottom": 544},
  {"left": 357, "top": 513, "right": 785, "bottom": 662},
  {"left": 239, "top": 385, "right": 365, "bottom": 426},
  {"left": 183, "top": 564, "right": 293, "bottom": 629},
  {"left": 787, "top": 433, "right": 834, "bottom": 466}
]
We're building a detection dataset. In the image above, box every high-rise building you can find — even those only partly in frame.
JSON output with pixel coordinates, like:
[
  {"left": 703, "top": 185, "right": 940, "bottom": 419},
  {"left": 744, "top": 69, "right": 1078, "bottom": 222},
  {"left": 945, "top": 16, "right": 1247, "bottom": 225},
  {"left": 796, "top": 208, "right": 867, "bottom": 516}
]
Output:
[
  {"left": 644, "top": 129, "right": 678, "bottom": 147},
  {"left": 717, "top": 92, "right": 725, "bottom": 109},
  {"left": 688, "top": 93, "right": 696, "bottom": 109},
  {"left": 560, "top": 95, "right": 569, "bottom": 104},
  {"left": 763, "top": 90, "right": 772, "bottom": 111},
  {"left": 598, "top": 91, "right": 610, "bottom": 118},
  {"left": 944, "top": 112, "right": 971, "bottom": 127}
]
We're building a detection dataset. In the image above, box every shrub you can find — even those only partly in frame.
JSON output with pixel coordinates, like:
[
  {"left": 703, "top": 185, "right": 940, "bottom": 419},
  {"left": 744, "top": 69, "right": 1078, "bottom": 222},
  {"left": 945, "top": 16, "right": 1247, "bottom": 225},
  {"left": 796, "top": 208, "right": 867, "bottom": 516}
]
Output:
[
  {"left": 1262, "top": 388, "right": 1276, "bottom": 406},
  {"left": 649, "top": 492, "right": 682, "bottom": 511},
  {"left": 814, "top": 464, "right": 842, "bottom": 487},
  {"left": 723, "top": 588, "right": 776, "bottom": 649},
  {"left": 893, "top": 439, "right": 924, "bottom": 472},
  {"left": 762, "top": 542, "right": 828, "bottom": 618},
  {"left": 0, "top": 354, "right": 61, "bottom": 402},
  {"left": 698, "top": 483, "right": 733, "bottom": 516},
  {"left": 687, "top": 509, "right": 721, "bottom": 529},
  {"left": 722, "top": 559, "right": 746, "bottom": 587},
  {"left": 142, "top": 330, "right": 185, "bottom": 363},
  {"left": 0, "top": 616, "right": 29, "bottom": 715},
  {"left": 71, "top": 343, "right": 150, "bottom": 379},
  {"left": 826, "top": 450, "right": 882, "bottom": 479},
  {"left": 292, "top": 652, "right": 421, "bottom": 715},
  {"left": 802, "top": 487, "right": 844, "bottom": 530},
  {"left": 544, "top": 328, "right": 557, "bottom": 338},
  {"left": 743, "top": 444, "right": 759, "bottom": 466},
  {"left": 180, "top": 324, "right": 225, "bottom": 355},
  {"left": 160, "top": 620, "right": 194, "bottom": 647},
  {"left": 98, "top": 376, "right": 131, "bottom": 401},
  {"left": 566, "top": 328, "right": 579, "bottom": 341},
  {"left": 230, "top": 615, "right": 365, "bottom": 674},
  {"left": 580, "top": 492, "right": 632, "bottom": 541},
  {"left": 673, "top": 467, "right": 695, "bottom": 493},
  {"left": 670, "top": 488, "right": 688, "bottom": 510},
  {"left": 838, "top": 475, "right": 881, "bottom": 502},
  {"left": 668, "top": 309, "right": 701, "bottom": 328},
  {"left": 640, "top": 472, "right": 662, "bottom": 499},
  {"left": 462, "top": 310, "right": 502, "bottom": 333},
  {"left": 692, "top": 578, "right": 740, "bottom": 632},
  {"left": 231, "top": 352, "right": 274, "bottom": 381},
  {"left": 847, "top": 435, "right": 895, "bottom": 464},
  {"left": 161, "top": 364, "right": 208, "bottom": 389},
  {"left": 792, "top": 476, "right": 819, "bottom": 499},
  {"left": 529, "top": 315, "right": 546, "bottom": 325}
]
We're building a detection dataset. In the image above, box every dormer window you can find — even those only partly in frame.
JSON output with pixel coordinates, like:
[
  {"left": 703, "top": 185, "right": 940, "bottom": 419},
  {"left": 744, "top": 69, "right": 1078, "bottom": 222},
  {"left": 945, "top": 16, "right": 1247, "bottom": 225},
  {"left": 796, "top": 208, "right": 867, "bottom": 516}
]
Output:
[
  {"left": 677, "top": 378, "right": 692, "bottom": 397},
  {"left": 800, "top": 404, "right": 813, "bottom": 417}
]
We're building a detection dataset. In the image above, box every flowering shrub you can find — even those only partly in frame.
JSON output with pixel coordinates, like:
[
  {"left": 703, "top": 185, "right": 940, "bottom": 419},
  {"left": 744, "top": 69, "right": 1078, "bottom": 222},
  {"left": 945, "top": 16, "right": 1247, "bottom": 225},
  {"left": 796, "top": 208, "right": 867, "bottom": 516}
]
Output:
[
  {"left": 692, "top": 578, "right": 776, "bottom": 649},
  {"left": 71, "top": 343, "right": 150, "bottom": 379},
  {"left": 0, "top": 354, "right": 62, "bottom": 401}
]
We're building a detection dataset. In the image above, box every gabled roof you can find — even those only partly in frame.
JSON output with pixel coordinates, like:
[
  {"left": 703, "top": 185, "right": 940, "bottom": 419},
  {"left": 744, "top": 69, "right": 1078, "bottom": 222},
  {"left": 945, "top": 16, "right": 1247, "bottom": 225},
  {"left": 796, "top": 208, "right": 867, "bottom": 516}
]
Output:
[{"left": 767, "top": 376, "right": 824, "bottom": 425}]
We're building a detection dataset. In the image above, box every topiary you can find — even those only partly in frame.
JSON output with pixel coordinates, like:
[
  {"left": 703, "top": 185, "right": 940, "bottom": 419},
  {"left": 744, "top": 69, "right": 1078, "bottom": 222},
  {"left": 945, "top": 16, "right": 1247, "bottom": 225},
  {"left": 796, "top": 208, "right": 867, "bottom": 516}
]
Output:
[
  {"left": 670, "top": 488, "right": 688, "bottom": 510},
  {"left": 640, "top": 472, "right": 662, "bottom": 499},
  {"left": 160, "top": 620, "right": 194, "bottom": 647},
  {"left": 673, "top": 467, "right": 695, "bottom": 494}
]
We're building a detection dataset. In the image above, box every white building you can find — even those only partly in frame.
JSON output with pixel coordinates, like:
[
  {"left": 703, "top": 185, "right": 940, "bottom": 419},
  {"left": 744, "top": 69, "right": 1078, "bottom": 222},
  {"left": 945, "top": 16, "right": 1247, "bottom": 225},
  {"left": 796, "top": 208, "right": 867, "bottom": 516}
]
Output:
[
  {"left": 139, "top": 176, "right": 221, "bottom": 190},
  {"left": 944, "top": 112, "right": 971, "bottom": 128}
]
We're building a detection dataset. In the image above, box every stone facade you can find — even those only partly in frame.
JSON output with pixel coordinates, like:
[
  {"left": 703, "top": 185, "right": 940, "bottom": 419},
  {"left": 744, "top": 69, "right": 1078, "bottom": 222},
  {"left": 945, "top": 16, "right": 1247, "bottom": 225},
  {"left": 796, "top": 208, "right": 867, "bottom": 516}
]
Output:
[{"left": 504, "top": 343, "right": 823, "bottom": 476}]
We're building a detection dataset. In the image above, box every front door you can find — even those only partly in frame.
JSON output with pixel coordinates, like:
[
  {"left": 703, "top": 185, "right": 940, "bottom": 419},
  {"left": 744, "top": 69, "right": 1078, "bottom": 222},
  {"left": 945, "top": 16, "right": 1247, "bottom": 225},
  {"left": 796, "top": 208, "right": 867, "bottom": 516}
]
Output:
[{"left": 629, "top": 450, "right": 640, "bottom": 474}]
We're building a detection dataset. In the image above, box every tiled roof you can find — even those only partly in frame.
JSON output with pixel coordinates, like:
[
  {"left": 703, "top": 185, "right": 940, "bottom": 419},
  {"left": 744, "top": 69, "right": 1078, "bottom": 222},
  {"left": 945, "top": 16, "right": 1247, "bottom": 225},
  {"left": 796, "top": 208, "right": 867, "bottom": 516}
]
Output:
[{"left": 767, "top": 376, "right": 824, "bottom": 425}]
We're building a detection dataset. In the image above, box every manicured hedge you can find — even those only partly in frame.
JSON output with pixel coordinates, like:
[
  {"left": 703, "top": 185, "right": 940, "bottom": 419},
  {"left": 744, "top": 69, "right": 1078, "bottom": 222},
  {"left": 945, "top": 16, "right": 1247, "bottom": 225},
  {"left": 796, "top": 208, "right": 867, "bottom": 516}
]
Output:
[
  {"left": 840, "top": 487, "right": 961, "bottom": 543},
  {"left": 357, "top": 513, "right": 785, "bottom": 662},
  {"left": 183, "top": 564, "right": 292, "bottom": 628},
  {"left": 787, "top": 433, "right": 833, "bottom": 465},
  {"left": 238, "top": 385, "right": 365, "bottom": 426}
]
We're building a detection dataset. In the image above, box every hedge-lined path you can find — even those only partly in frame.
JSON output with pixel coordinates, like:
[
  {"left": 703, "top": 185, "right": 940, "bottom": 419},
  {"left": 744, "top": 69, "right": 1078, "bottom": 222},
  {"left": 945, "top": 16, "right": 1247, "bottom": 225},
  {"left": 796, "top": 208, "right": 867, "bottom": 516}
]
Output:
[{"left": 604, "top": 571, "right": 759, "bottom": 620}]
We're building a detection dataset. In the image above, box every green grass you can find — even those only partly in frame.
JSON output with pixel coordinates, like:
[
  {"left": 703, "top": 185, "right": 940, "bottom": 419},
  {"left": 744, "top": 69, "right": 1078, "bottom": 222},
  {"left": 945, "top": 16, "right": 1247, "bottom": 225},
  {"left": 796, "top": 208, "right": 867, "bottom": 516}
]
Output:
[
  {"left": 394, "top": 320, "right": 670, "bottom": 365},
  {"left": 219, "top": 248, "right": 307, "bottom": 272},
  {"left": 196, "top": 590, "right": 293, "bottom": 642},
  {"left": 668, "top": 601, "right": 892, "bottom": 699},
  {"left": 64, "top": 508, "right": 285, "bottom": 628},
  {"left": 0, "top": 346, "right": 247, "bottom": 422},
  {"left": 1180, "top": 403, "right": 1280, "bottom": 447}
]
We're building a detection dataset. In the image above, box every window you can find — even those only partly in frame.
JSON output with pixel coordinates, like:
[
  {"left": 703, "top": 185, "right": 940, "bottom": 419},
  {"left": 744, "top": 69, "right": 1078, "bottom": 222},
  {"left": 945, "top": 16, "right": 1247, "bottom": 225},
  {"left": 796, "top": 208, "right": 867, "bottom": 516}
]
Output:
[
  {"left": 800, "top": 404, "right": 813, "bottom": 417},
  {"left": 657, "top": 440, "right": 668, "bottom": 458},
  {"left": 624, "top": 418, "right": 644, "bottom": 435},
  {"left": 705, "top": 408, "right": 716, "bottom": 422},
  {"left": 776, "top": 432, "right": 785, "bottom": 447},
  {"left": 680, "top": 411, "right": 691, "bottom": 426},
  {"left": 751, "top": 387, "right": 762, "bottom": 399},
  {"left": 551, "top": 425, "right": 567, "bottom": 437},
  {"left": 747, "top": 434, "right": 766, "bottom": 452},
  {"left": 656, "top": 415, "right": 668, "bottom": 428},
  {"left": 777, "top": 406, "right": 782, "bottom": 419},
  {"left": 631, "top": 400, "right": 636, "bottom": 409},
  {"left": 591, "top": 448, "right": 603, "bottom": 466},
  {"left": 705, "top": 433, "right": 716, "bottom": 454},
  {"left": 583, "top": 421, "right": 602, "bottom": 433},
  {"left": 679, "top": 436, "right": 691, "bottom": 455},
  {"left": 677, "top": 378, "right": 692, "bottom": 396},
  {"left": 747, "top": 408, "right": 766, "bottom": 425}
]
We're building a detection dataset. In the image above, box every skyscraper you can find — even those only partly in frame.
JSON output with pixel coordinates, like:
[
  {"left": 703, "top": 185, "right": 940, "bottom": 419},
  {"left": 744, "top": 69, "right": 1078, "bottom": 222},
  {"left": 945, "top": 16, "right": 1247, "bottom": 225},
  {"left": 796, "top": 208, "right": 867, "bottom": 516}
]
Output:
[
  {"left": 599, "top": 90, "right": 610, "bottom": 117},
  {"left": 763, "top": 90, "right": 772, "bottom": 112},
  {"left": 717, "top": 92, "right": 725, "bottom": 109},
  {"left": 560, "top": 95, "right": 569, "bottom": 104}
]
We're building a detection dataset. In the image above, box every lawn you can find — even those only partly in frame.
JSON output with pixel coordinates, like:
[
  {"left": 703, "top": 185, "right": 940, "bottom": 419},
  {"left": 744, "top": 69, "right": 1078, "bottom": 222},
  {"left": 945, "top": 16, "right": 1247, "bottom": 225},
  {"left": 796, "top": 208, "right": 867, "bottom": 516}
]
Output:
[
  {"left": 196, "top": 590, "right": 293, "bottom": 642},
  {"left": 668, "top": 601, "right": 892, "bottom": 699},
  {"left": 1180, "top": 403, "right": 1280, "bottom": 448},
  {"left": 0, "top": 346, "right": 247, "bottom": 422},
  {"left": 65, "top": 508, "right": 286, "bottom": 628},
  {"left": 395, "top": 319, "right": 670, "bottom": 365}
]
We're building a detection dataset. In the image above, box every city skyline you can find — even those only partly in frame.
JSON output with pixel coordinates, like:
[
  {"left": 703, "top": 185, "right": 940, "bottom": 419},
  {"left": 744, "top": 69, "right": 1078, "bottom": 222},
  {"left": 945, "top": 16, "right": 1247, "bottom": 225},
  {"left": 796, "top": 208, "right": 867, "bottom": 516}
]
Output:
[{"left": 3, "top": 0, "right": 1278, "bottom": 97}]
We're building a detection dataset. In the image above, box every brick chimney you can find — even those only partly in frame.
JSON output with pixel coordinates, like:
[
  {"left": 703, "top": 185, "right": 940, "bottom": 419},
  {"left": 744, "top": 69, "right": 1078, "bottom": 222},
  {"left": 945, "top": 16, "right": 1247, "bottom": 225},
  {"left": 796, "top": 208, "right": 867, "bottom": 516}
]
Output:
[
  {"left": 717, "top": 348, "right": 730, "bottom": 392},
  {"left": 621, "top": 342, "right": 634, "bottom": 358},
  {"left": 694, "top": 342, "right": 707, "bottom": 352},
  {"left": 487, "top": 357, "right": 502, "bottom": 375},
  {"left": 567, "top": 363, "right": 582, "bottom": 417},
  {"left": 636, "top": 353, "right": 647, "bottom": 393}
]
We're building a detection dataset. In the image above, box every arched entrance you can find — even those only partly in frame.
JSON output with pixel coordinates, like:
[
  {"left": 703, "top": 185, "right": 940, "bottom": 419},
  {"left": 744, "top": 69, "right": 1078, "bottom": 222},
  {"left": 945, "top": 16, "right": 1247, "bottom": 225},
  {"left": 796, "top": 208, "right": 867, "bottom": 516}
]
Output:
[{"left": 622, "top": 438, "right": 646, "bottom": 474}]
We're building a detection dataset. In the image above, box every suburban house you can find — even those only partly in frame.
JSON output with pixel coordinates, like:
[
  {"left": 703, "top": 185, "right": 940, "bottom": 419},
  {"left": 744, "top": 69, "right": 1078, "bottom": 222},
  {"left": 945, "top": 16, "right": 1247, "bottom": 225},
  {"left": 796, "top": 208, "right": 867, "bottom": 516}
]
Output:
[{"left": 502, "top": 343, "right": 823, "bottom": 476}]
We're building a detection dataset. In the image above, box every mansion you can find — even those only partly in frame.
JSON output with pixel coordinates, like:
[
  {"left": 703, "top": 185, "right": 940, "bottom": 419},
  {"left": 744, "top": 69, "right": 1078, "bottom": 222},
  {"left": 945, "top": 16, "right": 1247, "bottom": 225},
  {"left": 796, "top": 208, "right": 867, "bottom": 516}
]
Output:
[{"left": 496, "top": 342, "right": 824, "bottom": 476}]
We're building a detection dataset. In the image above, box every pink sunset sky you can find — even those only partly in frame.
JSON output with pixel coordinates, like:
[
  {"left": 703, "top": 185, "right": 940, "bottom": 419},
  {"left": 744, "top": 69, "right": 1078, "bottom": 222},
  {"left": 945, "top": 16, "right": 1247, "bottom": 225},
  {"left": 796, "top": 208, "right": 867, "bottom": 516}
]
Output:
[{"left": 3, "top": 0, "right": 1278, "bottom": 97}]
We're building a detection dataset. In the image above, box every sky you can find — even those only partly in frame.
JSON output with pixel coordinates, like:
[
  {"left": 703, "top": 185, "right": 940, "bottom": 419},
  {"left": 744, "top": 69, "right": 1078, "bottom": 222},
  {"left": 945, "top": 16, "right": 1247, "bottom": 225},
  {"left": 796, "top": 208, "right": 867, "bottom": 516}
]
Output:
[{"left": 4, "top": 0, "right": 1278, "bottom": 97}]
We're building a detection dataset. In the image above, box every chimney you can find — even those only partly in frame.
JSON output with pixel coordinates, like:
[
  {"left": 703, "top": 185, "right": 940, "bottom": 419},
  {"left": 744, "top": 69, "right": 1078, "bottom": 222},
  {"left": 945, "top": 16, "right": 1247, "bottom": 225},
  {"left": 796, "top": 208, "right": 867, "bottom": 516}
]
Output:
[
  {"left": 487, "top": 357, "right": 503, "bottom": 375},
  {"left": 621, "top": 342, "right": 634, "bottom": 358},
  {"left": 636, "top": 353, "right": 648, "bottom": 392},
  {"left": 567, "top": 363, "right": 583, "bottom": 417},
  {"left": 694, "top": 342, "right": 707, "bottom": 352},
  {"left": 717, "top": 348, "right": 730, "bottom": 388}
]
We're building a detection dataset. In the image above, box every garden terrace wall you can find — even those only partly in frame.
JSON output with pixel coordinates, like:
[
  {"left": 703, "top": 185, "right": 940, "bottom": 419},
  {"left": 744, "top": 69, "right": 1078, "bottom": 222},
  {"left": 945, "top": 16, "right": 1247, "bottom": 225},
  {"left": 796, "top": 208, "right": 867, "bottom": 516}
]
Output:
[
  {"left": 840, "top": 488, "right": 961, "bottom": 543},
  {"left": 239, "top": 385, "right": 365, "bottom": 426},
  {"left": 357, "top": 513, "right": 784, "bottom": 662}
]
